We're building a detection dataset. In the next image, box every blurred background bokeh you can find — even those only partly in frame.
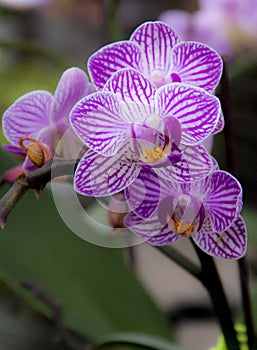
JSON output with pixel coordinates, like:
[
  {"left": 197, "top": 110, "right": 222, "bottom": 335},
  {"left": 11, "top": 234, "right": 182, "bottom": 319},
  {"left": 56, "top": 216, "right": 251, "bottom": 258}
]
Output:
[{"left": 0, "top": 1, "right": 256, "bottom": 349}]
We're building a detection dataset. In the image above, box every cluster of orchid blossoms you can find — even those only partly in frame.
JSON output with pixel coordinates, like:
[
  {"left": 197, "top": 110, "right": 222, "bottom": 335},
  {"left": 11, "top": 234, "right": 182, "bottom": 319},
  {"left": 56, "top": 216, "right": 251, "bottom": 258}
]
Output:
[{"left": 2, "top": 21, "right": 247, "bottom": 259}]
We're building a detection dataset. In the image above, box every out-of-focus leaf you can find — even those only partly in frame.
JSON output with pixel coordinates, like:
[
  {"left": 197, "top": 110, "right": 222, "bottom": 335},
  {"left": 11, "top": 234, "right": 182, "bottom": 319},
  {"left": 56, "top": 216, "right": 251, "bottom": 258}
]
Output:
[
  {"left": 96, "top": 332, "right": 180, "bottom": 350},
  {"left": 0, "top": 292, "right": 61, "bottom": 350},
  {"left": 0, "top": 149, "right": 172, "bottom": 342}
]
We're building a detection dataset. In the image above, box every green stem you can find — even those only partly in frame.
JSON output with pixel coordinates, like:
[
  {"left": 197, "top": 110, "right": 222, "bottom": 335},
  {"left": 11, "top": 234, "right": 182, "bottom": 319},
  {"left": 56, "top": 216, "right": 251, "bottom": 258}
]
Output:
[
  {"left": 220, "top": 57, "right": 256, "bottom": 349},
  {"left": 192, "top": 241, "right": 240, "bottom": 350},
  {"left": 156, "top": 245, "right": 201, "bottom": 279}
]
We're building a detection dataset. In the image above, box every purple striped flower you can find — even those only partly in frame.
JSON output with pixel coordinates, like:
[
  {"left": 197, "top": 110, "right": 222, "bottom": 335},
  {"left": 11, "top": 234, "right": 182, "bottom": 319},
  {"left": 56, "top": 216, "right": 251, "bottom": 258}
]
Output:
[
  {"left": 2, "top": 67, "right": 92, "bottom": 170},
  {"left": 70, "top": 68, "right": 221, "bottom": 197},
  {"left": 88, "top": 21, "right": 223, "bottom": 93},
  {"left": 124, "top": 167, "right": 247, "bottom": 259}
]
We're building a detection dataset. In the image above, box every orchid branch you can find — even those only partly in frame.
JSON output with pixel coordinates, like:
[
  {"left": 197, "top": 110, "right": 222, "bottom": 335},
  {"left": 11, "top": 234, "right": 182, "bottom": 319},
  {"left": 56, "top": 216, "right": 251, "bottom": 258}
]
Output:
[
  {"left": 192, "top": 241, "right": 240, "bottom": 350},
  {"left": 220, "top": 57, "right": 256, "bottom": 349},
  {"left": 0, "top": 158, "right": 79, "bottom": 229}
]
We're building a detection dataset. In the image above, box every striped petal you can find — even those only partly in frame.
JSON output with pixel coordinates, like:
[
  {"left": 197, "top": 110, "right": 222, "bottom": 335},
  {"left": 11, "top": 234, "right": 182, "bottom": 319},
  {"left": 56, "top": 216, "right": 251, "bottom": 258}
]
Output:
[
  {"left": 130, "top": 21, "right": 180, "bottom": 77},
  {"left": 124, "top": 212, "right": 181, "bottom": 245},
  {"left": 193, "top": 215, "right": 247, "bottom": 259},
  {"left": 155, "top": 144, "right": 213, "bottom": 182},
  {"left": 70, "top": 92, "right": 130, "bottom": 156},
  {"left": 88, "top": 41, "right": 144, "bottom": 90},
  {"left": 158, "top": 10, "right": 192, "bottom": 41},
  {"left": 74, "top": 145, "right": 140, "bottom": 197},
  {"left": 157, "top": 83, "right": 220, "bottom": 145},
  {"left": 203, "top": 171, "right": 242, "bottom": 232},
  {"left": 104, "top": 68, "right": 156, "bottom": 122},
  {"left": 51, "top": 67, "right": 90, "bottom": 124},
  {"left": 125, "top": 166, "right": 177, "bottom": 219},
  {"left": 212, "top": 111, "right": 224, "bottom": 135},
  {"left": 125, "top": 167, "right": 161, "bottom": 219},
  {"left": 2, "top": 91, "right": 53, "bottom": 146},
  {"left": 171, "top": 41, "right": 223, "bottom": 92}
]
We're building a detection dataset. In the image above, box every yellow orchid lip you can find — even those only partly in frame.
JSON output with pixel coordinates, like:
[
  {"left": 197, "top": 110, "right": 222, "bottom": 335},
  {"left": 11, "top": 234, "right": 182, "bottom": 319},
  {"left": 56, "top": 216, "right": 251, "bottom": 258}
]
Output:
[
  {"left": 142, "top": 145, "right": 168, "bottom": 163},
  {"left": 170, "top": 218, "right": 195, "bottom": 237}
]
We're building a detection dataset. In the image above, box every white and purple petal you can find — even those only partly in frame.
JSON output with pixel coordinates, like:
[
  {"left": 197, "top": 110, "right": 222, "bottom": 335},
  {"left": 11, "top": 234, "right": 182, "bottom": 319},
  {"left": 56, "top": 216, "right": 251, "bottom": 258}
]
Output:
[
  {"left": 155, "top": 144, "right": 213, "bottom": 183},
  {"left": 171, "top": 41, "right": 223, "bottom": 92},
  {"left": 88, "top": 41, "right": 144, "bottom": 90},
  {"left": 193, "top": 215, "right": 247, "bottom": 259},
  {"left": 125, "top": 166, "right": 178, "bottom": 219},
  {"left": 70, "top": 92, "right": 131, "bottom": 156},
  {"left": 2, "top": 91, "right": 53, "bottom": 145},
  {"left": 124, "top": 211, "right": 181, "bottom": 245},
  {"left": 203, "top": 171, "right": 242, "bottom": 232},
  {"left": 51, "top": 67, "right": 90, "bottom": 125},
  {"left": 74, "top": 144, "right": 140, "bottom": 197},
  {"left": 130, "top": 21, "right": 180, "bottom": 78},
  {"left": 158, "top": 10, "right": 192, "bottom": 41},
  {"left": 104, "top": 68, "right": 156, "bottom": 122},
  {"left": 125, "top": 167, "right": 162, "bottom": 219},
  {"left": 157, "top": 83, "right": 220, "bottom": 145}
]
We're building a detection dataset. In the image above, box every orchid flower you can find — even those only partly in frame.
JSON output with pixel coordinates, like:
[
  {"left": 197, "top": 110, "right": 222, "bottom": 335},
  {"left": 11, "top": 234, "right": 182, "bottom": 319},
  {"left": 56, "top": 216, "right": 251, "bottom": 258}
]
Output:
[
  {"left": 0, "top": 0, "right": 51, "bottom": 10},
  {"left": 2, "top": 67, "right": 92, "bottom": 170},
  {"left": 88, "top": 21, "right": 223, "bottom": 93},
  {"left": 159, "top": 0, "right": 257, "bottom": 57},
  {"left": 125, "top": 167, "right": 247, "bottom": 259},
  {"left": 70, "top": 68, "right": 221, "bottom": 197}
]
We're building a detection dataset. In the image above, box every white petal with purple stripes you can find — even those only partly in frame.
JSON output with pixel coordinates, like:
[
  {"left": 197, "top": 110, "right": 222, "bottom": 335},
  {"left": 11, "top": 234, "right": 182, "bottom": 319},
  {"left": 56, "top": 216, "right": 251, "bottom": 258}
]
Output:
[
  {"left": 104, "top": 68, "right": 156, "bottom": 122},
  {"left": 2, "top": 91, "right": 53, "bottom": 145},
  {"left": 88, "top": 41, "right": 144, "bottom": 90},
  {"left": 125, "top": 167, "right": 162, "bottom": 219},
  {"left": 171, "top": 41, "right": 223, "bottom": 92},
  {"left": 203, "top": 171, "right": 242, "bottom": 232},
  {"left": 157, "top": 83, "right": 221, "bottom": 145},
  {"left": 130, "top": 21, "right": 180, "bottom": 77},
  {"left": 193, "top": 215, "right": 247, "bottom": 259},
  {"left": 70, "top": 92, "right": 130, "bottom": 156},
  {"left": 124, "top": 212, "right": 181, "bottom": 245},
  {"left": 51, "top": 67, "right": 90, "bottom": 124},
  {"left": 74, "top": 144, "right": 140, "bottom": 197},
  {"left": 155, "top": 144, "right": 213, "bottom": 183}
]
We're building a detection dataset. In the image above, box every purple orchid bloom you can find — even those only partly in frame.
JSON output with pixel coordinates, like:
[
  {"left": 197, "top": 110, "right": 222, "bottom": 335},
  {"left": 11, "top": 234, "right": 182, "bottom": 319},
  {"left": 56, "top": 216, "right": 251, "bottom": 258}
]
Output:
[
  {"left": 0, "top": 0, "right": 51, "bottom": 10},
  {"left": 125, "top": 167, "right": 247, "bottom": 259},
  {"left": 159, "top": 0, "right": 257, "bottom": 58},
  {"left": 2, "top": 67, "right": 92, "bottom": 169},
  {"left": 88, "top": 21, "right": 223, "bottom": 93},
  {"left": 70, "top": 68, "right": 221, "bottom": 197}
]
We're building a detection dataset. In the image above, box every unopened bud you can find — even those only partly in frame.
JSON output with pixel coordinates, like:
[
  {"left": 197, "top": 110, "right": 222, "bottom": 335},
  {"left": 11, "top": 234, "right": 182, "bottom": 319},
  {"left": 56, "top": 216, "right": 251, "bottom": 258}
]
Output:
[
  {"left": 107, "top": 193, "right": 128, "bottom": 229},
  {"left": 18, "top": 137, "right": 53, "bottom": 167},
  {"left": 2, "top": 166, "right": 25, "bottom": 184}
]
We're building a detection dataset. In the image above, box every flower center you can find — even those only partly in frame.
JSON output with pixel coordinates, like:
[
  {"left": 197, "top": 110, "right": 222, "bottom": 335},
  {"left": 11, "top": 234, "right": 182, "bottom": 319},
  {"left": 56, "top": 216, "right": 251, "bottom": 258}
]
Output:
[
  {"left": 170, "top": 194, "right": 204, "bottom": 237},
  {"left": 150, "top": 70, "right": 165, "bottom": 87},
  {"left": 171, "top": 219, "right": 195, "bottom": 237},
  {"left": 142, "top": 145, "right": 168, "bottom": 163}
]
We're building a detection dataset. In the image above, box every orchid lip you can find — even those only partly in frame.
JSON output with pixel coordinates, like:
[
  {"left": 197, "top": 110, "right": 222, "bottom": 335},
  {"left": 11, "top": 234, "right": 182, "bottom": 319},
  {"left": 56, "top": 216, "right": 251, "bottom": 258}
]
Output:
[{"left": 144, "top": 149, "right": 182, "bottom": 168}]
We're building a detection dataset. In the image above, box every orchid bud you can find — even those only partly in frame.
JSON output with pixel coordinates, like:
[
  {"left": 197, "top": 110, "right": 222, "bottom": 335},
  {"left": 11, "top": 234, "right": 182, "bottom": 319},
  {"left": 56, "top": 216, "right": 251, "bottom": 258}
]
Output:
[
  {"left": 107, "top": 193, "right": 128, "bottom": 229},
  {"left": 18, "top": 137, "right": 53, "bottom": 167}
]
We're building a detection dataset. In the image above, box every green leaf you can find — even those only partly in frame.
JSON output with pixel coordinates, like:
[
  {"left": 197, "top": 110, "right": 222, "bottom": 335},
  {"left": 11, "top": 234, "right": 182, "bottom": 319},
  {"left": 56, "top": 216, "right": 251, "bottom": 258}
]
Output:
[
  {"left": 0, "top": 292, "right": 61, "bottom": 350},
  {"left": 96, "top": 332, "right": 180, "bottom": 350},
  {"left": 0, "top": 150, "right": 172, "bottom": 343}
]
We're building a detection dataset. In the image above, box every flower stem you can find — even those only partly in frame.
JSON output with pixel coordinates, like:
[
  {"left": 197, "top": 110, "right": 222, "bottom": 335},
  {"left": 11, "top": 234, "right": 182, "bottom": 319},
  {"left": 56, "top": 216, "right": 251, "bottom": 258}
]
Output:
[
  {"left": 192, "top": 241, "right": 240, "bottom": 350},
  {"left": 220, "top": 57, "right": 256, "bottom": 349},
  {"left": 238, "top": 257, "right": 256, "bottom": 349}
]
